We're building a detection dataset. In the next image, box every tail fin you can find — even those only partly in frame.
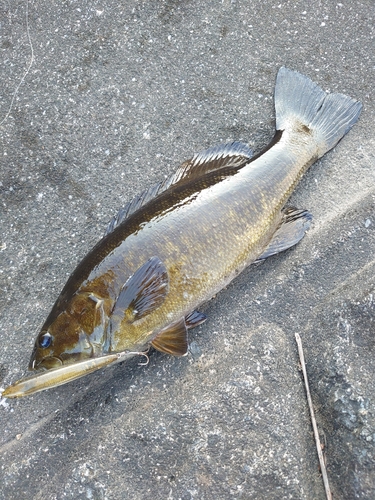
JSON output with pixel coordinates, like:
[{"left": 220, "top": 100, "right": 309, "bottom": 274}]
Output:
[{"left": 275, "top": 67, "right": 362, "bottom": 158}]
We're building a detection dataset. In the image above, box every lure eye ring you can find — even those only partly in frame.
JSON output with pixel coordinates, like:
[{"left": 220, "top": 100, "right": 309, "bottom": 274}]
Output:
[{"left": 38, "top": 332, "right": 52, "bottom": 349}]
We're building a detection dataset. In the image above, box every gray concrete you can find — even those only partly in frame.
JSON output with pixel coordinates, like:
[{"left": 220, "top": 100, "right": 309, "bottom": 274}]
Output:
[{"left": 1, "top": 1, "right": 374, "bottom": 499}]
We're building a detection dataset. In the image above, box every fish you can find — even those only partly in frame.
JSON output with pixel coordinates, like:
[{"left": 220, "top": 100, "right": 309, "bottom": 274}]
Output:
[{"left": 2, "top": 67, "right": 362, "bottom": 399}]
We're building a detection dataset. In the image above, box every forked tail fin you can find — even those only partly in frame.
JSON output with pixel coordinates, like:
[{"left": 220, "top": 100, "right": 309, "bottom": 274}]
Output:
[{"left": 275, "top": 67, "right": 362, "bottom": 158}]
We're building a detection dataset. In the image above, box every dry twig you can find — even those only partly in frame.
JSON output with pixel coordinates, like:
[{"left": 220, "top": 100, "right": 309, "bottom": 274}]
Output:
[{"left": 295, "top": 332, "right": 332, "bottom": 500}]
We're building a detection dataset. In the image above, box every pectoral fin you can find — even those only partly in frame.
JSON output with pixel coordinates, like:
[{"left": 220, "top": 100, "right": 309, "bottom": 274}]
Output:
[
  {"left": 256, "top": 207, "right": 312, "bottom": 261},
  {"left": 109, "top": 257, "right": 168, "bottom": 335},
  {"left": 151, "top": 318, "right": 188, "bottom": 356}
]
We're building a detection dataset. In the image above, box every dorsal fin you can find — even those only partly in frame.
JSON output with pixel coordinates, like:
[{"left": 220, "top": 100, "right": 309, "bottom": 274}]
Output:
[
  {"left": 170, "top": 141, "right": 254, "bottom": 187},
  {"left": 104, "top": 141, "right": 253, "bottom": 236}
]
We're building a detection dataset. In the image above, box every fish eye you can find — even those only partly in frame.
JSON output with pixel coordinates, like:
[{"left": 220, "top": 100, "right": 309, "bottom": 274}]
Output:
[{"left": 38, "top": 332, "right": 52, "bottom": 349}]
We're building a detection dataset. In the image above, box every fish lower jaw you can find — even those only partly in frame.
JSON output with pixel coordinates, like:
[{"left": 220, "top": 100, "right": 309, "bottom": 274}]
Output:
[{"left": 31, "top": 356, "right": 64, "bottom": 371}]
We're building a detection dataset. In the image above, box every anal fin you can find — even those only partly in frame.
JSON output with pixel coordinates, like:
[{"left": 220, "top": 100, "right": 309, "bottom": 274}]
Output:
[
  {"left": 256, "top": 207, "right": 312, "bottom": 261},
  {"left": 151, "top": 318, "right": 188, "bottom": 356}
]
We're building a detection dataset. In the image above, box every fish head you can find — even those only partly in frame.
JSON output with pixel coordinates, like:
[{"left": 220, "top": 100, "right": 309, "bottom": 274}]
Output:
[{"left": 29, "top": 292, "right": 110, "bottom": 371}]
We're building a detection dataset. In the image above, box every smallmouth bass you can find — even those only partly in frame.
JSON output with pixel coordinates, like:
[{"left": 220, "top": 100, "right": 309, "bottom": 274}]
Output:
[{"left": 2, "top": 67, "right": 362, "bottom": 398}]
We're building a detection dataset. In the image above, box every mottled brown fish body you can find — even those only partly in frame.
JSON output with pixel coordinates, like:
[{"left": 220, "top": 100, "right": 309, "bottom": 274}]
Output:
[
  {"left": 2, "top": 67, "right": 362, "bottom": 398},
  {"left": 93, "top": 139, "right": 314, "bottom": 351}
]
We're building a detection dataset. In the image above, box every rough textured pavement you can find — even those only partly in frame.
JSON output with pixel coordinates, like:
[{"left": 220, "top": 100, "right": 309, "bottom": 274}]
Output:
[{"left": 1, "top": 1, "right": 374, "bottom": 499}]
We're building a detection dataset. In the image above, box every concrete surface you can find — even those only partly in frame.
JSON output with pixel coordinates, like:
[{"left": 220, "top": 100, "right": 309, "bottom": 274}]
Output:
[{"left": 1, "top": 1, "right": 374, "bottom": 499}]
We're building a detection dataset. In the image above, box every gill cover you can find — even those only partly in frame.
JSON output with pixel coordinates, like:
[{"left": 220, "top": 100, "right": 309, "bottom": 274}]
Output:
[{"left": 30, "top": 290, "right": 111, "bottom": 371}]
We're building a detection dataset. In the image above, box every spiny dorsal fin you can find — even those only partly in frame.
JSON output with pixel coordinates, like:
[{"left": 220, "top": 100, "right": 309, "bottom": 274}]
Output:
[
  {"left": 105, "top": 182, "right": 164, "bottom": 235},
  {"left": 151, "top": 317, "right": 188, "bottom": 356},
  {"left": 104, "top": 141, "right": 253, "bottom": 236},
  {"left": 255, "top": 206, "right": 312, "bottom": 262},
  {"left": 108, "top": 257, "right": 168, "bottom": 336}
]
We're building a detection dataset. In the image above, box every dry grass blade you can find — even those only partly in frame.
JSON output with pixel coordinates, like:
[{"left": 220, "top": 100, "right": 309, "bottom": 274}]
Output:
[
  {"left": 0, "top": 0, "right": 34, "bottom": 126},
  {"left": 295, "top": 332, "right": 332, "bottom": 500}
]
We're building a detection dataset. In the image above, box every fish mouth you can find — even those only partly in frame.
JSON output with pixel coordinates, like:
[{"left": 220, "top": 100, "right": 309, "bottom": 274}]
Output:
[{"left": 30, "top": 356, "right": 64, "bottom": 371}]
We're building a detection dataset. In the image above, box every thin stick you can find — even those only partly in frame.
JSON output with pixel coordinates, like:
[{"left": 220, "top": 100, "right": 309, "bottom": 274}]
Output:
[{"left": 295, "top": 332, "right": 332, "bottom": 500}]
